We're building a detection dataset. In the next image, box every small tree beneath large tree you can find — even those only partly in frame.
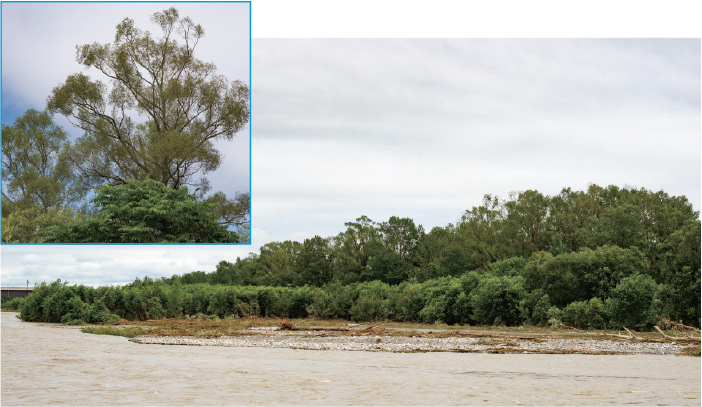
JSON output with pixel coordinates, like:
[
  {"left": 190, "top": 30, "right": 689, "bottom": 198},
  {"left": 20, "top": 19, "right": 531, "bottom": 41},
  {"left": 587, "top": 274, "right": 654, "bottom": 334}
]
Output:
[{"left": 43, "top": 179, "right": 239, "bottom": 243}]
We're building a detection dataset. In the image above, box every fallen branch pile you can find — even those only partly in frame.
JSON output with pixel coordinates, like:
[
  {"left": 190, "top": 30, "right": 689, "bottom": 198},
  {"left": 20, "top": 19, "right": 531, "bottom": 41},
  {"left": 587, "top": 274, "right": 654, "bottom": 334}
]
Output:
[{"left": 653, "top": 318, "right": 700, "bottom": 342}]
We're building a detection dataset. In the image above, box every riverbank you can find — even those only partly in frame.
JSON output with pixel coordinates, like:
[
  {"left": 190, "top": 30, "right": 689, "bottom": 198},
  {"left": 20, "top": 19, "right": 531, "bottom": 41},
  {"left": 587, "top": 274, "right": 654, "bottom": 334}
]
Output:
[{"left": 121, "top": 319, "right": 700, "bottom": 355}]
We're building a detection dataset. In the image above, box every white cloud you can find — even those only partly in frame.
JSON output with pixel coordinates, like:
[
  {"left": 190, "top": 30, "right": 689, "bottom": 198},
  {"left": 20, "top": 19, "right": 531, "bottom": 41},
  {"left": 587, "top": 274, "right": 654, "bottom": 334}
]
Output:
[{"left": 20, "top": 254, "right": 41, "bottom": 264}]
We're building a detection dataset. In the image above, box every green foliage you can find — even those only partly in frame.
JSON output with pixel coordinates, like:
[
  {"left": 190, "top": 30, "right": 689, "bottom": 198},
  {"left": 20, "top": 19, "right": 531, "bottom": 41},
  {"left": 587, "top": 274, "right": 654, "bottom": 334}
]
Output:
[
  {"left": 471, "top": 276, "right": 525, "bottom": 326},
  {"left": 307, "top": 283, "right": 354, "bottom": 319},
  {"left": 656, "top": 220, "right": 701, "bottom": 325},
  {"left": 43, "top": 178, "right": 238, "bottom": 243},
  {"left": 295, "top": 236, "right": 333, "bottom": 286},
  {"left": 347, "top": 281, "right": 395, "bottom": 322},
  {"left": 387, "top": 282, "right": 424, "bottom": 321},
  {"left": 2, "top": 109, "right": 83, "bottom": 211},
  {"left": 332, "top": 216, "right": 382, "bottom": 281},
  {"left": 257, "top": 241, "right": 301, "bottom": 286},
  {"left": 365, "top": 248, "right": 412, "bottom": 285},
  {"left": 2, "top": 109, "right": 86, "bottom": 241},
  {"left": 2, "top": 205, "right": 83, "bottom": 243},
  {"left": 517, "top": 289, "right": 551, "bottom": 326},
  {"left": 379, "top": 216, "right": 423, "bottom": 260},
  {"left": 205, "top": 191, "right": 250, "bottom": 242},
  {"left": 608, "top": 274, "right": 660, "bottom": 329},
  {"left": 46, "top": 8, "right": 249, "bottom": 195},
  {"left": 13, "top": 184, "right": 700, "bottom": 329},
  {"left": 1, "top": 296, "right": 26, "bottom": 311},
  {"left": 562, "top": 298, "right": 609, "bottom": 329},
  {"left": 60, "top": 295, "right": 86, "bottom": 325},
  {"left": 81, "top": 326, "right": 147, "bottom": 338},
  {"left": 417, "top": 277, "right": 470, "bottom": 325},
  {"left": 491, "top": 257, "right": 528, "bottom": 277},
  {"left": 522, "top": 246, "right": 649, "bottom": 308}
]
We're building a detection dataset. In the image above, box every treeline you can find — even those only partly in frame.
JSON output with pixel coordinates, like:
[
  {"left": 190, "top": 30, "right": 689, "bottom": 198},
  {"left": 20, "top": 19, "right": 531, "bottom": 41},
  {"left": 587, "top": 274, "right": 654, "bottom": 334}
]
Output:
[{"left": 10, "top": 184, "right": 701, "bottom": 329}]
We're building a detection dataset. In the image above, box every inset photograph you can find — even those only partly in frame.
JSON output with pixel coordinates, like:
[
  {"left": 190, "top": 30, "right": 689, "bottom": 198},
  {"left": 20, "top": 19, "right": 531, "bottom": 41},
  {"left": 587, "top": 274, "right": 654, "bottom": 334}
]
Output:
[{"left": 2, "top": 2, "right": 250, "bottom": 243}]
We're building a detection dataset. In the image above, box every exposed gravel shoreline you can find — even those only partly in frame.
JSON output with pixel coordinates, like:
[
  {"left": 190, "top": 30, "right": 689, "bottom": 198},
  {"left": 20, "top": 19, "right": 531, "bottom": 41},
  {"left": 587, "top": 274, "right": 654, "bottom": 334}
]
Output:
[{"left": 129, "top": 329, "right": 688, "bottom": 355}]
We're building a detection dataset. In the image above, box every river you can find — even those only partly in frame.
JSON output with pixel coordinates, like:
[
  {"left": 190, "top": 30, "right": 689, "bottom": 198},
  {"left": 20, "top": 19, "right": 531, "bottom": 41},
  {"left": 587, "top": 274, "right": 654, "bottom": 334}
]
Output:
[{"left": 2, "top": 312, "right": 700, "bottom": 406}]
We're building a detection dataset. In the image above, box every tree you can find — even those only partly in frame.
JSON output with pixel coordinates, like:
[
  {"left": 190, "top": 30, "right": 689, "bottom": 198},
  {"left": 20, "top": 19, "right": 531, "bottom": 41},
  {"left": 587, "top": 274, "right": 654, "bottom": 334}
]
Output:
[
  {"left": 2, "top": 109, "right": 85, "bottom": 210},
  {"left": 414, "top": 225, "right": 453, "bottom": 281},
  {"left": 43, "top": 178, "right": 238, "bottom": 243},
  {"left": 471, "top": 275, "right": 526, "bottom": 326},
  {"left": 2, "top": 109, "right": 85, "bottom": 241},
  {"left": 2, "top": 205, "right": 82, "bottom": 243},
  {"left": 258, "top": 241, "right": 302, "bottom": 286},
  {"left": 458, "top": 194, "right": 504, "bottom": 271},
  {"left": 204, "top": 191, "right": 250, "bottom": 242},
  {"left": 607, "top": 273, "right": 660, "bottom": 329},
  {"left": 656, "top": 220, "right": 701, "bottom": 326},
  {"left": 295, "top": 236, "right": 333, "bottom": 286},
  {"left": 501, "top": 190, "right": 551, "bottom": 258},
  {"left": 365, "top": 248, "right": 412, "bottom": 285},
  {"left": 331, "top": 216, "right": 382, "bottom": 282},
  {"left": 379, "top": 216, "right": 423, "bottom": 260},
  {"left": 46, "top": 8, "right": 249, "bottom": 195}
]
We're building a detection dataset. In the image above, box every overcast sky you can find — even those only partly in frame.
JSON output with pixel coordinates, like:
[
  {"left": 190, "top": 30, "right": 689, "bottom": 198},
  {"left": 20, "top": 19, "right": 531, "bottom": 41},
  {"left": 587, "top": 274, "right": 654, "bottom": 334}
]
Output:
[{"left": 1, "top": 1, "right": 701, "bottom": 287}]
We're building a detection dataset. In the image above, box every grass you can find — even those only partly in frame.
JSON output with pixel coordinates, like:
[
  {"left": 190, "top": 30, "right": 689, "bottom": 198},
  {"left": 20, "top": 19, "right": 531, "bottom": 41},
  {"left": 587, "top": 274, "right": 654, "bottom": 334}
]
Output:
[
  {"left": 678, "top": 346, "right": 701, "bottom": 357},
  {"left": 81, "top": 326, "right": 149, "bottom": 338}
]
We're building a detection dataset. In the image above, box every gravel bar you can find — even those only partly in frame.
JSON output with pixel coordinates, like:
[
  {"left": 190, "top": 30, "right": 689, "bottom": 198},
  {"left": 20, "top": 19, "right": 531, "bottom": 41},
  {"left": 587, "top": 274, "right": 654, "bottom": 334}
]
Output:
[{"left": 129, "top": 330, "right": 688, "bottom": 355}]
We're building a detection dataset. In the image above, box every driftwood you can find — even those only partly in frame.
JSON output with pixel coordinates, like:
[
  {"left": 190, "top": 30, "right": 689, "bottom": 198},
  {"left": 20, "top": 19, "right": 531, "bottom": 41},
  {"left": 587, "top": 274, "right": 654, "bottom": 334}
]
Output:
[
  {"left": 659, "top": 318, "right": 701, "bottom": 333},
  {"left": 654, "top": 325, "right": 701, "bottom": 342},
  {"left": 622, "top": 327, "right": 644, "bottom": 340},
  {"left": 278, "top": 322, "right": 349, "bottom": 332},
  {"left": 289, "top": 326, "right": 350, "bottom": 331},
  {"left": 604, "top": 332, "right": 636, "bottom": 339}
]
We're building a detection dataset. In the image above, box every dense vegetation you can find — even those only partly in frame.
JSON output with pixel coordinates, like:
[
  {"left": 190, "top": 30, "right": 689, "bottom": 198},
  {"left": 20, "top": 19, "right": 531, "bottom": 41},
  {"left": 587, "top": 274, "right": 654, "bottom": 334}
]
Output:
[
  {"left": 2, "top": 8, "right": 250, "bottom": 242},
  {"left": 43, "top": 179, "right": 239, "bottom": 243},
  {"left": 10, "top": 185, "right": 701, "bottom": 329}
]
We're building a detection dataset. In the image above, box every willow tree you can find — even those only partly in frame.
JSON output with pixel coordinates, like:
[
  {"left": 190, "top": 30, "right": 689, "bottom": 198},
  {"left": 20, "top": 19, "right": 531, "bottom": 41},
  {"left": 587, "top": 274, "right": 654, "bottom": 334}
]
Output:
[
  {"left": 2, "top": 109, "right": 81, "bottom": 212},
  {"left": 2, "top": 109, "right": 85, "bottom": 242},
  {"left": 47, "top": 8, "right": 249, "bottom": 196}
]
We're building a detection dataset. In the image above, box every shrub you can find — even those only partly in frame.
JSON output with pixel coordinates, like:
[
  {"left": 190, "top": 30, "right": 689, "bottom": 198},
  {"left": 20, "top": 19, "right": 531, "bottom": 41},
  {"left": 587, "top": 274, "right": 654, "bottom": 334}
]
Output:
[
  {"left": 1, "top": 296, "right": 25, "bottom": 311},
  {"left": 84, "top": 300, "right": 122, "bottom": 323},
  {"left": 608, "top": 273, "right": 659, "bottom": 329},
  {"left": 60, "top": 295, "right": 86, "bottom": 325},
  {"left": 562, "top": 301, "right": 588, "bottom": 329},
  {"left": 471, "top": 276, "right": 525, "bottom": 326}
]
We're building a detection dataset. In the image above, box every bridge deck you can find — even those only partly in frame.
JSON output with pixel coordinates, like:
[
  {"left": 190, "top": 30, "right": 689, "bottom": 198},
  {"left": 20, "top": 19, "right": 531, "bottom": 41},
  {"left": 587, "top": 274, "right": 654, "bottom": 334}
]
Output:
[{"left": 1, "top": 287, "right": 35, "bottom": 297}]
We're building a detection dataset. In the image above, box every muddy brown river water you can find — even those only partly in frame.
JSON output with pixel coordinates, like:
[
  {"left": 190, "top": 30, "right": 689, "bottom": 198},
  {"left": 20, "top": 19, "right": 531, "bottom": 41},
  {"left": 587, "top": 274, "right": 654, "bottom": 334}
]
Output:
[{"left": 2, "top": 312, "right": 700, "bottom": 406}]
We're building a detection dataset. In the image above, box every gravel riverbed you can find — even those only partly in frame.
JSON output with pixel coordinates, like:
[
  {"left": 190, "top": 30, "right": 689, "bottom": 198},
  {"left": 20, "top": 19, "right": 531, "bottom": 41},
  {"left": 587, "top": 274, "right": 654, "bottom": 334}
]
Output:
[{"left": 129, "top": 329, "right": 689, "bottom": 355}]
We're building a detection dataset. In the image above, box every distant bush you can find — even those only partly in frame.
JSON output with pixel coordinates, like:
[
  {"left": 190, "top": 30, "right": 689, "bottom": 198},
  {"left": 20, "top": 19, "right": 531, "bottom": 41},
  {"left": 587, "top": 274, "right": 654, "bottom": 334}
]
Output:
[{"left": 1, "top": 296, "right": 26, "bottom": 311}]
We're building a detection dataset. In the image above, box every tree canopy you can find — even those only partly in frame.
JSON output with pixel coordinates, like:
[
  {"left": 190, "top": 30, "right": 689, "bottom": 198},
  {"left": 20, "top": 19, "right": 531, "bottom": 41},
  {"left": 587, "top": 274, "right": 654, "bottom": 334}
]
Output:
[
  {"left": 43, "top": 178, "right": 239, "bottom": 243},
  {"left": 10, "top": 184, "right": 701, "bottom": 329},
  {"left": 46, "top": 7, "right": 249, "bottom": 195},
  {"left": 2, "top": 109, "right": 86, "bottom": 242},
  {"left": 161, "top": 184, "right": 699, "bottom": 327},
  {"left": 2, "top": 109, "right": 83, "bottom": 212}
]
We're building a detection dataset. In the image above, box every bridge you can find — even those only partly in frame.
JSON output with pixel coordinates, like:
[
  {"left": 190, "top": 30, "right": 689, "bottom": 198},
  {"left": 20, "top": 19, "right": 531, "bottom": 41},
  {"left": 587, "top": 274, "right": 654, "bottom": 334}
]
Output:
[{"left": 1, "top": 287, "right": 34, "bottom": 297}]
